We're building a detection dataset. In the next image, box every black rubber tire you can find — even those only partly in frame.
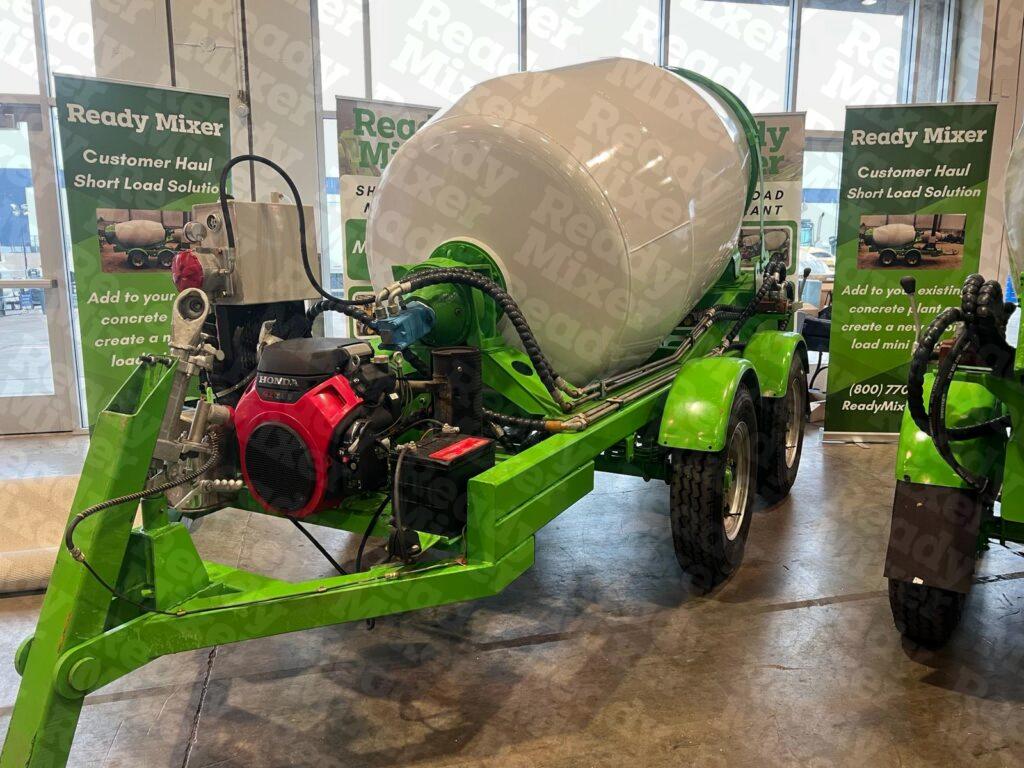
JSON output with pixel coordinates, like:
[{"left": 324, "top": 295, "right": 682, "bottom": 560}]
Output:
[
  {"left": 758, "top": 355, "right": 807, "bottom": 503},
  {"left": 669, "top": 385, "right": 758, "bottom": 592},
  {"left": 157, "top": 248, "right": 175, "bottom": 268},
  {"left": 879, "top": 249, "right": 897, "bottom": 266},
  {"left": 127, "top": 249, "right": 148, "bottom": 268},
  {"left": 888, "top": 579, "right": 966, "bottom": 647},
  {"left": 904, "top": 249, "right": 922, "bottom": 267}
]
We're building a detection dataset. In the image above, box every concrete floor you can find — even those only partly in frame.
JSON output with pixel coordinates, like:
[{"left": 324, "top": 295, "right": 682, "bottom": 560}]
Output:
[{"left": 2, "top": 430, "right": 1024, "bottom": 767}]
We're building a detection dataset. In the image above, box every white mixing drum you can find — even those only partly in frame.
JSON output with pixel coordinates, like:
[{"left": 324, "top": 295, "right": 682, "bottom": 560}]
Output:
[{"left": 367, "top": 58, "right": 753, "bottom": 384}]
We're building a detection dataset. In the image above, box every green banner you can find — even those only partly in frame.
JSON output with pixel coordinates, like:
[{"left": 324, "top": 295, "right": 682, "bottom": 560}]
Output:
[
  {"left": 825, "top": 103, "right": 996, "bottom": 436},
  {"left": 55, "top": 75, "right": 230, "bottom": 424},
  {"left": 742, "top": 112, "right": 805, "bottom": 275},
  {"left": 336, "top": 97, "right": 436, "bottom": 334}
]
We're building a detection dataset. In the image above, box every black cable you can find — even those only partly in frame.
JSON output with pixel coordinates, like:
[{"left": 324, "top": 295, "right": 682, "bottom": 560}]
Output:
[
  {"left": 216, "top": 154, "right": 373, "bottom": 308},
  {"left": 713, "top": 256, "right": 787, "bottom": 354},
  {"left": 65, "top": 432, "right": 223, "bottom": 558},
  {"left": 483, "top": 408, "right": 549, "bottom": 431},
  {"left": 400, "top": 347, "right": 431, "bottom": 377},
  {"left": 907, "top": 281, "right": 1011, "bottom": 440},
  {"left": 64, "top": 433, "right": 224, "bottom": 617},
  {"left": 907, "top": 305, "right": 962, "bottom": 436},
  {"left": 355, "top": 495, "right": 391, "bottom": 572},
  {"left": 291, "top": 518, "right": 348, "bottom": 575}
]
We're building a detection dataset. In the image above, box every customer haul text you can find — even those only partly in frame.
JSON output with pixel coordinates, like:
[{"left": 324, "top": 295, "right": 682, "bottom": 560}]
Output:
[{"left": 846, "top": 125, "right": 986, "bottom": 200}]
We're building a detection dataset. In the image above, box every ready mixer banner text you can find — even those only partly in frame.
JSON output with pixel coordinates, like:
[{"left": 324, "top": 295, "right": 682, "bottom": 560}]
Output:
[
  {"left": 55, "top": 75, "right": 230, "bottom": 424},
  {"left": 825, "top": 103, "right": 996, "bottom": 438}
]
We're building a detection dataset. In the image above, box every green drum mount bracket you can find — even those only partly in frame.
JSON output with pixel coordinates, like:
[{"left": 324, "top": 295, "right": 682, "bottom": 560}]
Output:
[{"left": 391, "top": 241, "right": 507, "bottom": 350}]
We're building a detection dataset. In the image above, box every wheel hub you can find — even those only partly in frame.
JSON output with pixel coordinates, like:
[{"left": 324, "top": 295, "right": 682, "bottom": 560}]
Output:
[
  {"left": 723, "top": 420, "right": 751, "bottom": 541},
  {"left": 785, "top": 379, "right": 805, "bottom": 469}
]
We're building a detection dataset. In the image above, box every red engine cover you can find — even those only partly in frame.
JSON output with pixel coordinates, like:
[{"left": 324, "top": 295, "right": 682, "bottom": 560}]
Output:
[{"left": 234, "top": 375, "right": 363, "bottom": 517}]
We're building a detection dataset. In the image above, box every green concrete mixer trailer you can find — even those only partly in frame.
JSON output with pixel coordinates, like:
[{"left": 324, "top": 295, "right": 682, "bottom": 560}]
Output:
[
  {"left": 863, "top": 223, "right": 945, "bottom": 267},
  {"left": 102, "top": 219, "right": 181, "bottom": 269},
  {"left": 884, "top": 123, "right": 1024, "bottom": 647},
  {"left": 2, "top": 60, "right": 809, "bottom": 767}
]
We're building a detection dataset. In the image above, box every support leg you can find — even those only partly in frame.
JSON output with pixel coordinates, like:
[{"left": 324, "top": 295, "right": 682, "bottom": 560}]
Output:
[{"left": 1, "top": 364, "right": 173, "bottom": 768}]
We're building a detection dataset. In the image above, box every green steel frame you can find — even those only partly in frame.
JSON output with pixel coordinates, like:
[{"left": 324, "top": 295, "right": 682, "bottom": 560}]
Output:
[
  {"left": 1, "top": 259, "right": 804, "bottom": 766},
  {"left": 2, "top": 72, "right": 796, "bottom": 761}
]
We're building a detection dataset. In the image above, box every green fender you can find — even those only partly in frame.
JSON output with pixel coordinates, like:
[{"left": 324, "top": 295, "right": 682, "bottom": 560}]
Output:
[
  {"left": 658, "top": 357, "right": 758, "bottom": 452},
  {"left": 742, "top": 330, "right": 807, "bottom": 398},
  {"left": 895, "top": 374, "right": 1006, "bottom": 489}
]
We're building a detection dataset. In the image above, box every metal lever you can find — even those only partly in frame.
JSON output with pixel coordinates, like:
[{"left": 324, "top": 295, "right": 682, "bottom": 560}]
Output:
[
  {"left": 153, "top": 289, "right": 212, "bottom": 463},
  {"left": 901, "top": 275, "right": 922, "bottom": 345},
  {"left": 798, "top": 267, "right": 811, "bottom": 303}
]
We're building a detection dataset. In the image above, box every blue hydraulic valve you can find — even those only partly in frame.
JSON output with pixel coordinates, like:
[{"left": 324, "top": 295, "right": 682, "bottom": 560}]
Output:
[{"left": 375, "top": 301, "right": 436, "bottom": 350}]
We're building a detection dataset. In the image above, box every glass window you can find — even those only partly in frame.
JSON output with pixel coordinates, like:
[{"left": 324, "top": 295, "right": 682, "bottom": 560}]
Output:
[
  {"left": 43, "top": 0, "right": 96, "bottom": 80},
  {"left": 369, "top": 0, "right": 518, "bottom": 107},
  {"left": 669, "top": 0, "right": 790, "bottom": 113},
  {"left": 321, "top": 117, "right": 346, "bottom": 336},
  {"left": 952, "top": 0, "right": 984, "bottom": 102},
  {"left": 526, "top": 0, "right": 660, "bottom": 69},
  {"left": 317, "top": 0, "right": 365, "bottom": 108},
  {"left": 0, "top": 0, "right": 40, "bottom": 94},
  {"left": 0, "top": 123, "right": 52, "bottom": 396},
  {"left": 801, "top": 150, "right": 841, "bottom": 274},
  {"left": 797, "top": 0, "right": 912, "bottom": 131}
]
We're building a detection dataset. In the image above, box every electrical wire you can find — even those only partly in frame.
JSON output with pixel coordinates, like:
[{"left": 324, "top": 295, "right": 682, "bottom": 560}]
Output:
[
  {"left": 291, "top": 518, "right": 348, "bottom": 575},
  {"left": 355, "top": 495, "right": 391, "bottom": 572},
  {"left": 216, "top": 154, "right": 373, "bottom": 308},
  {"left": 64, "top": 433, "right": 224, "bottom": 617}
]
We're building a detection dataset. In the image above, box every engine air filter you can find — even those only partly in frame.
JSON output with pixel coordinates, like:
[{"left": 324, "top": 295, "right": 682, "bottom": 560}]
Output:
[{"left": 244, "top": 422, "right": 316, "bottom": 514}]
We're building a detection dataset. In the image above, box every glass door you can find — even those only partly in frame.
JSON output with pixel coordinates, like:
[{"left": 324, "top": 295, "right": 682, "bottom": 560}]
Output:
[{"left": 0, "top": 99, "right": 78, "bottom": 433}]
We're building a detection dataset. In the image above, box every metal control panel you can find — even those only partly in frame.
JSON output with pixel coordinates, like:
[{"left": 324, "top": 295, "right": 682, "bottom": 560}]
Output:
[{"left": 191, "top": 200, "right": 321, "bottom": 305}]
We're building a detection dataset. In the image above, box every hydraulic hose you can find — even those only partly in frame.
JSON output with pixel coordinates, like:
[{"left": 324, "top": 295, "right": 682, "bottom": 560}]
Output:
[
  {"left": 711, "top": 256, "right": 787, "bottom": 355},
  {"left": 398, "top": 267, "right": 575, "bottom": 412},
  {"left": 64, "top": 431, "right": 223, "bottom": 560},
  {"left": 907, "top": 276, "right": 1012, "bottom": 442},
  {"left": 927, "top": 329, "right": 990, "bottom": 490},
  {"left": 306, "top": 298, "right": 379, "bottom": 331},
  {"left": 217, "top": 154, "right": 373, "bottom": 308},
  {"left": 907, "top": 305, "right": 962, "bottom": 436}
]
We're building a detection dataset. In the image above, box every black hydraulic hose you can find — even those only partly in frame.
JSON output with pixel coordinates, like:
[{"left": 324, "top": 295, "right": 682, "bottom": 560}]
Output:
[
  {"left": 713, "top": 257, "right": 786, "bottom": 354},
  {"left": 400, "top": 267, "right": 574, "bottom": 412},
  {"left": 960, "top": 272, "right": 985, "bottom": 323},
  {"left": 907, "top": 279, "right": 1011, "bottom": 440},
  {"left": 217, "top": 154, "right": 373, "bottom": 308},
  {"left": 400, "top": 347, "right": 431, "bottom": 377},
  {"left": 907, "top": 306, "right": 962, "bottom": 436},
  {"left": 483, "top": 408, "right": 550, "bottom": 431},
  {"left": 927, "top": 330, "right": 990, "bottom": 490},
  {"left": 306, "top": 298, "right": 379, "bottom": 331},
  {"left": 66, "top": 432, "right": 222, "bottom": 562}
]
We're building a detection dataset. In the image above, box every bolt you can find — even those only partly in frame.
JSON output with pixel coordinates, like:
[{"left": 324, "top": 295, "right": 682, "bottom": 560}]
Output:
[{"left": 67, "top": 657, "right": 101, "bottom": 692}]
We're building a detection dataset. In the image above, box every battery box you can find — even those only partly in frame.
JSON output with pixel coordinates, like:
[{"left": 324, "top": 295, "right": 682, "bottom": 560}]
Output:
[{"left": 396, "top": 434, "right": 495, "bottom": 537}]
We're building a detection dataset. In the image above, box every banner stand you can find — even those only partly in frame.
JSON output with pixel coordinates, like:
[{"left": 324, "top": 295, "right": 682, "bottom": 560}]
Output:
[{"left": 823, "top": 102, "right": 997, "bottom": 442}]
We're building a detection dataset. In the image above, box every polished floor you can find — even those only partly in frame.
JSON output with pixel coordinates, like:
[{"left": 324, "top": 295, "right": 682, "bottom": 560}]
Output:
[{"left": 2, "top": 430, "right": 1023, "bottom": 767}]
